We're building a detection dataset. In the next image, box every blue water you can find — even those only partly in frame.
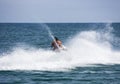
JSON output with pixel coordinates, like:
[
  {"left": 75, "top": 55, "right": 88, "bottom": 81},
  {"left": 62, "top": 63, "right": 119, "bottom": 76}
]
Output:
[{"left": 0, "top": 23, "right": 120, "bottom": 84}]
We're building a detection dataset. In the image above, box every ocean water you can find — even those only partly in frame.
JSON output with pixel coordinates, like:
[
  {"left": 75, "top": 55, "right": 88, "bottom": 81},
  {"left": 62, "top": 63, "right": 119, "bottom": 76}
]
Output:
[{"left": 0, "top": 23, "right": 120, "bottom": 84}]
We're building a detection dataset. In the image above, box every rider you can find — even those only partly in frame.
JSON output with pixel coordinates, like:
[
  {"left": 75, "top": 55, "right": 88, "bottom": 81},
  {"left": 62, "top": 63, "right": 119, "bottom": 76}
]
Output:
[{"left": 51, "top": 37, "right": 63, "bottom": 50}]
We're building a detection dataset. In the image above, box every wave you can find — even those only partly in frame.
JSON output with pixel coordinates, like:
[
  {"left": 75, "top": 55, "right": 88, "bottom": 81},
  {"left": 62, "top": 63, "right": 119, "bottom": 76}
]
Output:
[{"left": 0, "top": 24, "right": 120, "bottom": 71}]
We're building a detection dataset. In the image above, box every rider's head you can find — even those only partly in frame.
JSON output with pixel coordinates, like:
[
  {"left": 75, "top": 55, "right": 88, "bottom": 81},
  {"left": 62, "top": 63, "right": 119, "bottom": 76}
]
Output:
[{"left": 54, "top": 37, "right": 59, "bottom": 41}]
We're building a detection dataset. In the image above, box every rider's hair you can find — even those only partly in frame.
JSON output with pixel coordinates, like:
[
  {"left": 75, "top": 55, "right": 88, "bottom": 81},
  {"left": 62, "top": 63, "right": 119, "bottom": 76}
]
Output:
[{"left": 54, "top": 37, "right": 59, "bottom": 41}]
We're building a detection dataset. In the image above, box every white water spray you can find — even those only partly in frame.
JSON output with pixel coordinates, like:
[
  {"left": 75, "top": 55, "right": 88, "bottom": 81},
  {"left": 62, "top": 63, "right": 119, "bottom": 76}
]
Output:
[
  {"left": 0, "top": 24, "right": 120, "bottom": 71},
  {"left": 40, "top": 23, "right": 60, "bottom": 50}
]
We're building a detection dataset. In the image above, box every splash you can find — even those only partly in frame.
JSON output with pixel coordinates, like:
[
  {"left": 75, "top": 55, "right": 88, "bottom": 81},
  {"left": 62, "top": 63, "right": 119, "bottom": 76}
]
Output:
[
  {"left": 40, "top": 23, "right": 60, "bottom": 49},
  {"left": 0, "top": 24, "right": 120, "bottom": 71}
]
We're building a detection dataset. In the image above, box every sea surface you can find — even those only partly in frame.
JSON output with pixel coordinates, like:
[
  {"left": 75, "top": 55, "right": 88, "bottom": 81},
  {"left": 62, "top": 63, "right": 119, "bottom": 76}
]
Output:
[{"left": 0, "top": 23, "right": 120, "bottom": 84}]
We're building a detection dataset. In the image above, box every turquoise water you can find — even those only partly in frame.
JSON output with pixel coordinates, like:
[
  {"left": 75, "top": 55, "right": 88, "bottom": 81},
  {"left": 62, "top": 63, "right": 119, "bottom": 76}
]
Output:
[{"left": 0, "top": 23, "right": 120, "bottom": 84}]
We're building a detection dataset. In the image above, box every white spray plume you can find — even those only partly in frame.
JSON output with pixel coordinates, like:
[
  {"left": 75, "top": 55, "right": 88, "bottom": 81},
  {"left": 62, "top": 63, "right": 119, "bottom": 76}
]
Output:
[{"left": 0, "top": 24, "right": 120, "bottom": 71}]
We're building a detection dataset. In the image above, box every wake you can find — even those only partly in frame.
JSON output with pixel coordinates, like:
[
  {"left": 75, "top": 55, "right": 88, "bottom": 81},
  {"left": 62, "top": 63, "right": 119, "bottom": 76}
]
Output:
[{"left": 0, "top": 24, "right": 120, "bottom": 71}]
